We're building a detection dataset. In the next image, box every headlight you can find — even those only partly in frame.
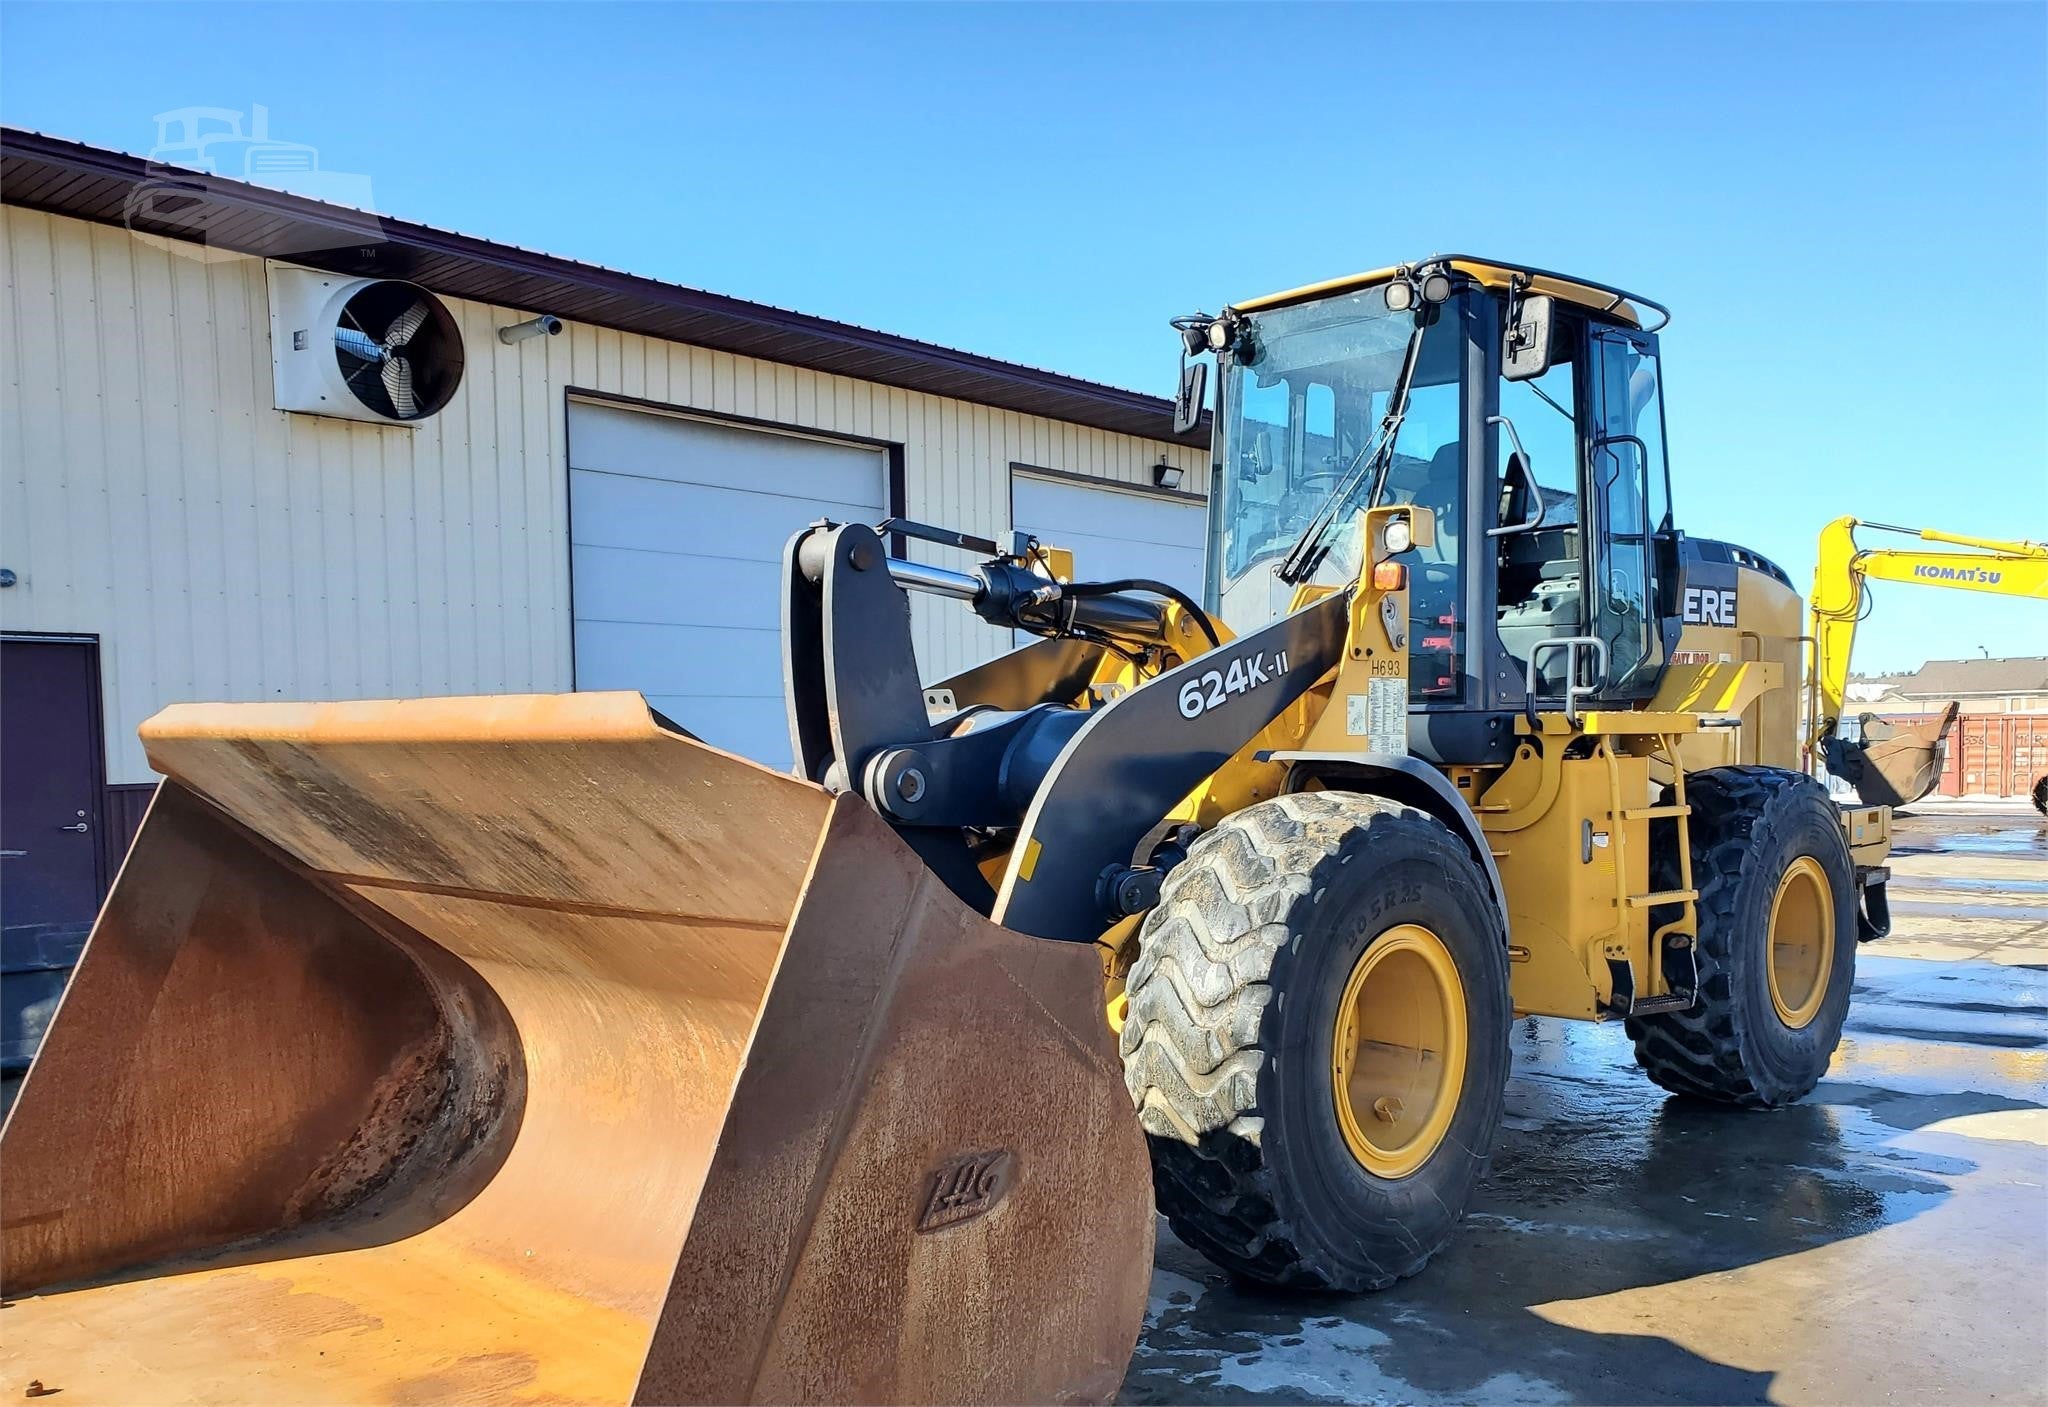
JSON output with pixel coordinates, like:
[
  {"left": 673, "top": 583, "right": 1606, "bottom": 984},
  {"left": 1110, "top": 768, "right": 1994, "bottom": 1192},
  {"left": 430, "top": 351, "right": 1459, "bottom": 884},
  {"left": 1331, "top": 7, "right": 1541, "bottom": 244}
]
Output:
[
  {"left": 1383, "top": 516, "right": 1413, "bottom": 555},
  {"left": 1207, "top": 320, "right": 1230, "bottom": 351}
]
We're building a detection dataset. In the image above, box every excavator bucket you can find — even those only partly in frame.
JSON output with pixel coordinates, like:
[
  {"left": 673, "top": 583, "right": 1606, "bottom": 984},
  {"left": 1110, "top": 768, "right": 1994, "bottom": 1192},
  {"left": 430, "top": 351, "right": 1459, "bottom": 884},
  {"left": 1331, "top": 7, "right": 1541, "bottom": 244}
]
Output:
[
  {"left": 0, "top": 693, "right": 1152, "bottom": 1405},
  {"left": 1826, "top": 700, "right": 1960, "bottom": 808}
]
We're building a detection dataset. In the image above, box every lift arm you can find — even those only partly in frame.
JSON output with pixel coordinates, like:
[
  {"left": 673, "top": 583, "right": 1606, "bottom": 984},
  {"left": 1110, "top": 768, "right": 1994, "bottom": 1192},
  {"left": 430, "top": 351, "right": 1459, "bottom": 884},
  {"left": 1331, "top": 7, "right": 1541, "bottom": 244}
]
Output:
[{"left": 1807, "top": 516, "right": 2048, "bottom": 756}]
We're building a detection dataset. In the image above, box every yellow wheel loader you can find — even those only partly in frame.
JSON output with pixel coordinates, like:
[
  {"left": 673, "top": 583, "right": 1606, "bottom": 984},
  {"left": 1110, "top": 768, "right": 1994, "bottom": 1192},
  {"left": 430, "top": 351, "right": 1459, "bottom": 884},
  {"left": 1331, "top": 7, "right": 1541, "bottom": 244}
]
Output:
[{"left": 1, "top": 255, "right": 1894, "bottom": 1403}]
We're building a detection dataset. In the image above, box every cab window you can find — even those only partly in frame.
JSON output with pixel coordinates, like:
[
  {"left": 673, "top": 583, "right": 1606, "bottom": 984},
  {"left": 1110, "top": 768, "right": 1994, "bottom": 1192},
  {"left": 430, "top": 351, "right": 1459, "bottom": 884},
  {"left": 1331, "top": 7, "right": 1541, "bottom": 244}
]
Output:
[
  {"left": 1377, "top": 376, "right": 1465, "bottom": 698},
  {"left": 1589, "top": 329, "right": 1667, "bottom": 693},
  {"left": 1493, "top": 316, "right": 1585, "bottom": 692}
]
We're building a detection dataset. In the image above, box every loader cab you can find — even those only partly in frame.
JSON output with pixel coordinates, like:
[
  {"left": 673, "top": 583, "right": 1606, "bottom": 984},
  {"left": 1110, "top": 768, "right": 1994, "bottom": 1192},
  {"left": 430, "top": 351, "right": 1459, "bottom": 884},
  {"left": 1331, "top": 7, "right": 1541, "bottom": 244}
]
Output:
[
  {"left": 1201, "top": 261, "right": 1678, "bottom": 766},
  {"left": 1493, "top": 304, "right": 1677, "bottom": 706}
]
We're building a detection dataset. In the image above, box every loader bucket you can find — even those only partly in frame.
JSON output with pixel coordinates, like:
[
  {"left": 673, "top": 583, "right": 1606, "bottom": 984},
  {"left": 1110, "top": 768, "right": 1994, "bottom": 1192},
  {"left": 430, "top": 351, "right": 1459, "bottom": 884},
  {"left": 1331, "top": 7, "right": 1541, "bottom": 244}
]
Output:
[
  {"left": 1826, "top": 700, "right": 1960, "bottom": 808},
  {"left": 0, "top": 693, "right": 1153, "bottom": 1405}
]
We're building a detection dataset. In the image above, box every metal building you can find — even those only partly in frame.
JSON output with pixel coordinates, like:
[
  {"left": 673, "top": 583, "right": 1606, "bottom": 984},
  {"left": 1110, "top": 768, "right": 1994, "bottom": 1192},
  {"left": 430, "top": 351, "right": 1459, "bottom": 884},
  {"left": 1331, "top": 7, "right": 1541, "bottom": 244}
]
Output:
[{"left": 0, "top": 128, "right": 1209, "bottom": 1025}]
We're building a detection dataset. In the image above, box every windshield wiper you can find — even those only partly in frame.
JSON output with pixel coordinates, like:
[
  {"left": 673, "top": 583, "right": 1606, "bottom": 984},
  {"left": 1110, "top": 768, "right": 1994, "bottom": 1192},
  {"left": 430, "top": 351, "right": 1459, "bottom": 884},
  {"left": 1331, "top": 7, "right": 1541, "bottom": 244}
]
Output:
[
  {"left": 1275, "top": 314, "right": 1430, "bottom": 586},
  {"left": 1527, "top": 379, "right": 1572, "bottom": 421}
]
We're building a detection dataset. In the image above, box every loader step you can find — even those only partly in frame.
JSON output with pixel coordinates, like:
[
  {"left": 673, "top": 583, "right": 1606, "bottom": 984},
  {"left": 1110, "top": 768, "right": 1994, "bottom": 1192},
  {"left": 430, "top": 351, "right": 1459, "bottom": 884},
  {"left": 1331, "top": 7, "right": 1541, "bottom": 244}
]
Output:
[
  {"left": 1626, "top": 991, "right": 1696, "bottom": 1016},
  {"left": 1628, "top": 888, "right": 1699, "bottom": 908}
]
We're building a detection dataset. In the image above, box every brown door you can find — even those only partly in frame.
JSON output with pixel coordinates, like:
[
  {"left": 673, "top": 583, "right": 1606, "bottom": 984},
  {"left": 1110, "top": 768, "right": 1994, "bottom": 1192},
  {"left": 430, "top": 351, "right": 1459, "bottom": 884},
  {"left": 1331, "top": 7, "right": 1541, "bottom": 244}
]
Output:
[{"left": 2, "top": 637, "right": 106, "bottom": 931}]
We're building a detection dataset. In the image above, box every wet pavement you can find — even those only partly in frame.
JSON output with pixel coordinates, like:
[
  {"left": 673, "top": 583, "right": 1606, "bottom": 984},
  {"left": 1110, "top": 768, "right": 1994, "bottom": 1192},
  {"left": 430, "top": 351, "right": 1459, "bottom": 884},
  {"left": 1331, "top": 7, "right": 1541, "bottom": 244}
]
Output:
[
  {"left": 4, "top": 809, "right": 2041, "bottom": 1403},
  {"left": 1124, "top": 805, "right": 2048, "bottom": 1406}
]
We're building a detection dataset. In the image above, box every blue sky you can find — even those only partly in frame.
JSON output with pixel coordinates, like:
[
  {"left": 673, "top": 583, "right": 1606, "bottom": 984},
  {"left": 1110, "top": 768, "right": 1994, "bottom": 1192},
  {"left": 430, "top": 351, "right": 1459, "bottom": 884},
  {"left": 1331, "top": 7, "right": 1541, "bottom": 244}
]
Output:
[{"left": 3, "top": 1, "right": 2042, "bottom": 671}]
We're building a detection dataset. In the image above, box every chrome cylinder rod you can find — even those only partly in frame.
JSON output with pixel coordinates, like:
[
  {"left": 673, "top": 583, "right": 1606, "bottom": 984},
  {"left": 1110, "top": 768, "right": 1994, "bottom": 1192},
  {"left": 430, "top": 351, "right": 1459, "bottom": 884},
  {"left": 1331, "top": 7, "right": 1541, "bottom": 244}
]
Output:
[{"left": 887, "top": 558, "right": 983, "bottom": 602}]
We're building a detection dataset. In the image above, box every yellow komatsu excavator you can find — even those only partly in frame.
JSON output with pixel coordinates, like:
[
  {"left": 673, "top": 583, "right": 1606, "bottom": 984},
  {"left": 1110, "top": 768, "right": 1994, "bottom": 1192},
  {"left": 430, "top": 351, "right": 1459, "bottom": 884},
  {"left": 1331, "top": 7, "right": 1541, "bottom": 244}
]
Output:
[
  {"left": 2, "top": 256, "right": 1896, "bottom": 1404},
  {"left": 1807, "top": 516, "right": 2048, "bottom": 808}
]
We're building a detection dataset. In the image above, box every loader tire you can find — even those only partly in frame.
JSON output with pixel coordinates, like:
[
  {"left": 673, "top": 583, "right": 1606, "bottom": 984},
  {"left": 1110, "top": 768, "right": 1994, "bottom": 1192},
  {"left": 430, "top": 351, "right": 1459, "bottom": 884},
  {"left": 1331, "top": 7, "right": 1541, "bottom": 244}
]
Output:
[
  {"left": 1628, "top": 767, "right": 1856, "bottom": 1107},
  {"left": 1119, "top": 791, "right": 1510, "bottom": 1292}
]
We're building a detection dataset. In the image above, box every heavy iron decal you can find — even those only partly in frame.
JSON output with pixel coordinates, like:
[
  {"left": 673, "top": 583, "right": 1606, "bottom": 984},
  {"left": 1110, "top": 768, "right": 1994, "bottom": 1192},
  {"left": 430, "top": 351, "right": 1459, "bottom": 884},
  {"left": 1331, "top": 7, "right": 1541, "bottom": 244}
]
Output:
[{"left": 916, "top": 1149, "right": 1016, "bottom": 1232}]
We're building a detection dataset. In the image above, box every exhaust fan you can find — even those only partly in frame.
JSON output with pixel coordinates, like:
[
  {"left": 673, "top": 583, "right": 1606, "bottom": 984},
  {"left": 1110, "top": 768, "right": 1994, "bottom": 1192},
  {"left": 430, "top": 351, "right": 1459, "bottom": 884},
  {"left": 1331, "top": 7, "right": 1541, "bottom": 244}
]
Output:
[{"left": 268, "top": 263, "right": 465, "bottom": 425}]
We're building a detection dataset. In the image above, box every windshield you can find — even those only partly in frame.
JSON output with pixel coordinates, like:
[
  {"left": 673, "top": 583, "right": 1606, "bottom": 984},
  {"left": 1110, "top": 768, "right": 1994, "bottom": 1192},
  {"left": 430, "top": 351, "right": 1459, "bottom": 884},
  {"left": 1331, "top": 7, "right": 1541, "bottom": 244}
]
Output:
[{"left": 1207, "top": 287, "right": 1465, "bottom": 639}]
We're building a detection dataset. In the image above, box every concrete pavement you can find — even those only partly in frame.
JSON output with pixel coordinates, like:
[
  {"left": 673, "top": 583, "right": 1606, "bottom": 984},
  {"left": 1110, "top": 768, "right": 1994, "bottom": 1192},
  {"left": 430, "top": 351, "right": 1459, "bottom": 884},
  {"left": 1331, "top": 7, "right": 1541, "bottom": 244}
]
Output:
[
  {"left": 1124, "top": 806, "right": 2048, "bottom": 1406},
  {"left": 4, "top": 811, "right": 2039, "bottom": 1404}
]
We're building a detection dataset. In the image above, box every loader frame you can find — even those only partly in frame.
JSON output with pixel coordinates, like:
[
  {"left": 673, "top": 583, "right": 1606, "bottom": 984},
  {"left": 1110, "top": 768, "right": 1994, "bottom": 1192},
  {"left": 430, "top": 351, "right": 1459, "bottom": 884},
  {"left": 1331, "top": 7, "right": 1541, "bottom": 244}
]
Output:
[
  {"left": 781, "top": 517, "right": 1355, "bottom": 940},
  {"left": 789, "top": 498, "right": 1719, "bottom": 1025},
  {"left": 0, "top": 254, "right": 1915, "bottom": 1407},
  {"left": 810, "top": 258, "right": 1898, "bottom": 1024}
]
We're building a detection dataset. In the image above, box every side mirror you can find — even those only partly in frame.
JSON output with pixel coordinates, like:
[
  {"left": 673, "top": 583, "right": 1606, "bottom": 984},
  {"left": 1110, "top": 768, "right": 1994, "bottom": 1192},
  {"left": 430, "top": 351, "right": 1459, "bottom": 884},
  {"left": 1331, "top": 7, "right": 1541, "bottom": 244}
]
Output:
[
  {"left": 1172, "top": 359, "right": 1208, "bottom": 436},
  {"left": 1503, "top": 293, "right": 1555, "bottom": 382}
]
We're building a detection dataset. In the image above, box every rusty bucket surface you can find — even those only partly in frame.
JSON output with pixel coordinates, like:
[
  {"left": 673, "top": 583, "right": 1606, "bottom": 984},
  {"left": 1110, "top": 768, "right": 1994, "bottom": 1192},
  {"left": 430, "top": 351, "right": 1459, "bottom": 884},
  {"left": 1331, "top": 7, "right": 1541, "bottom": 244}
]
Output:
[
  {"left": 1829, "top": 701, "right": 1961, "bottom": 808},
  {"left": 0, "top": 693, "right": 1152, "bottom": 1405}
]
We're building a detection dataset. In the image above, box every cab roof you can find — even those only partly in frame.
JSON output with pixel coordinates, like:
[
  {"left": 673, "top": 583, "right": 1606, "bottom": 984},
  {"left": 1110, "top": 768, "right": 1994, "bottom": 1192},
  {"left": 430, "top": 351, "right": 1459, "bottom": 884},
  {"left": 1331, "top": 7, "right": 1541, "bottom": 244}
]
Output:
[{"left": 1230, "top": 253, "right": 1671, "bottom": 332}]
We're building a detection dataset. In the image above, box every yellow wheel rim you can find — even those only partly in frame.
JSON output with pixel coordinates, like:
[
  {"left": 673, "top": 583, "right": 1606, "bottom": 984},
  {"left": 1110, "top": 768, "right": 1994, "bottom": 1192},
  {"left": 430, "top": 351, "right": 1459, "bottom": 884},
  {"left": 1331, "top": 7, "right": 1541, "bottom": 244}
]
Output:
[
  {"left": 1767, "top": 855, "right": 1835, "bottom": 1029},
  {"left": 1330, "top": 924, "right": 1467, "bottom": 1180}
]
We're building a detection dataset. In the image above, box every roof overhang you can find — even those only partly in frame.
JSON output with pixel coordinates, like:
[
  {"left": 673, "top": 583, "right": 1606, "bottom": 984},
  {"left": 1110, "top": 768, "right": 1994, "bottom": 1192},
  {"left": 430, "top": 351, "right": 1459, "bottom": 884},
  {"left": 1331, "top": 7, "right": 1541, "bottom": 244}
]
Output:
[{"left": 0, "top": 127, "right": 1207, "bottom": 447}]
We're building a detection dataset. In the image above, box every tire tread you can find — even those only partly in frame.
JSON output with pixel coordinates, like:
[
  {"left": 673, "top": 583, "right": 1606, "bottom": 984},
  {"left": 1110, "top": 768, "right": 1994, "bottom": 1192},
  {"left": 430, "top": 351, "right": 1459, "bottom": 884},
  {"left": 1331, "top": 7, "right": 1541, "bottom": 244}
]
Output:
[
  {"left": 1120, "top": 791, "right": 1497, "bottom": 1290},
  {"left": 1627, "top": 766, "right": 1851, "bottom": 1107}
]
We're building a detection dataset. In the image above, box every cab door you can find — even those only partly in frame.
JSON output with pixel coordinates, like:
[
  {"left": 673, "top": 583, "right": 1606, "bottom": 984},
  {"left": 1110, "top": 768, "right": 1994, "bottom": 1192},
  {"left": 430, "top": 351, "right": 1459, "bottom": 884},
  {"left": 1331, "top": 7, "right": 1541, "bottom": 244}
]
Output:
[
  {"left": 1490, "top": 311, "right": 1590, "bottom": 708},
  {"left": 1585, "top": 327, "right": 1673, "bottom": 698}
]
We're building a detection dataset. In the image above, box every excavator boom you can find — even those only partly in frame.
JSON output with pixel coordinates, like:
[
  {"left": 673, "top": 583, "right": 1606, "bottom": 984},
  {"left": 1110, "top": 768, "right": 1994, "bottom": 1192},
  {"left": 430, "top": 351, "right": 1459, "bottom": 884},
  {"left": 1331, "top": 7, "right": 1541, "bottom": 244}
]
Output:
[{"left": 1808, "top": 516, "right": 2048, "bottom": 804}]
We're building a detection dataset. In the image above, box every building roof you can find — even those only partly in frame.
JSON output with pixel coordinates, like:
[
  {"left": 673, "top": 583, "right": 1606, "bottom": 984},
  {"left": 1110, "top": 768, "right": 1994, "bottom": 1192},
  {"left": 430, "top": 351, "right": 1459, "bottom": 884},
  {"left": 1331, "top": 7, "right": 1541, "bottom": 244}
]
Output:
[
  {"left": 1884, "top": 656, "right": 2048, "bottom": 698},
  {"left": 0, "top": 126, "right": 1206, "bottom": 447}
]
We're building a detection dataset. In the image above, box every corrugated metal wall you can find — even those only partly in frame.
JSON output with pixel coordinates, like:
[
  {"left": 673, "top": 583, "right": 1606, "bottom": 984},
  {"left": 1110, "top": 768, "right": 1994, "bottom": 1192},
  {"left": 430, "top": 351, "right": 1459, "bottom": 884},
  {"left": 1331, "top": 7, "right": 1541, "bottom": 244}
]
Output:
[
  {"left": 1943, "top": 713, "right": 2048, "bottom": 798},
  {"left": 0, "top": 206, "right": 1207, "bottom": 783}
]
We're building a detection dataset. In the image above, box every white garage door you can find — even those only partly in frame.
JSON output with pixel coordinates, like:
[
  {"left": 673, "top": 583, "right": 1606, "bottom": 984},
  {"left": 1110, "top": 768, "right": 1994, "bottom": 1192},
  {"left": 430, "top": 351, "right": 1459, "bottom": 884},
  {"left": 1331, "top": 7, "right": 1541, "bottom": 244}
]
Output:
[
  {"left": 569, "top": 399, "right": 887, "bottom": 767},
  {"left": 1010, "top": 471, "right": 1208, "bottom": 607}
]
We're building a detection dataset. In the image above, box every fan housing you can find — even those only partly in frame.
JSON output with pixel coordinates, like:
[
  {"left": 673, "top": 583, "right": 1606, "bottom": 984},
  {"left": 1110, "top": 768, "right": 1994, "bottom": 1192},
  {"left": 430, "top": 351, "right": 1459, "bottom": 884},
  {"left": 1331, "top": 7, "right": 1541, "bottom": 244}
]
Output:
[{"left": 267, "top": 264, "right": 465, "bottom": 425}]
